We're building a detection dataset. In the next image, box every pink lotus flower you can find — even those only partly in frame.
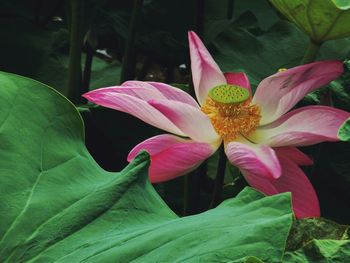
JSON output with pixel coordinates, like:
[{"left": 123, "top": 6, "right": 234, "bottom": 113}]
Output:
[{"left": 83, "top": 31, "right": 350, "bottom": 218}]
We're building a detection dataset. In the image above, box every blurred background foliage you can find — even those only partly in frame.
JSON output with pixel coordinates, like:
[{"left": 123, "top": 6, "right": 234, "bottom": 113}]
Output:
[{"left": 1, "top": 0, "right": 350, "bottom": 225}]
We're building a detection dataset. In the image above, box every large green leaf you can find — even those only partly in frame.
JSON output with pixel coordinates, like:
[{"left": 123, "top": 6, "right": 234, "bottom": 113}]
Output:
[
  {"left": 0, "top": 72, "right": 294, "bottom": 262},
  {"left": 270, "top": 0, "right": 350, "bottom": 42}
]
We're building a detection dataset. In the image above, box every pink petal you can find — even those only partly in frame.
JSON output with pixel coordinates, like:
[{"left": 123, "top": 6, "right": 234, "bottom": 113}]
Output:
[
  {"left": 224, "top": 72, "right": 251, "bottom": 95},
  {"left": 149, "top": 99, "right": 220, "bottom": 143},
  {"left": 146, "top": 82, "right": 200, "bottom": 108},
  {"left": 122, "top": 81, "right": 199, "bottom": 107},
  {"left": 85, "top": 81, "right": 198, "bottom": 107},
  {"left": 88, "top": 82, "right": 166, "bottom": 101},
  {"left": 83, "top": 90, "right": 184, "bottom": 136},
  {"left": 188, "top": 31, "right": 226, "bottom": 105},
  {"left": 225, "top": 137, "right": 281, "bottom": 179},
  {"left": 242, "top": 147, "right": 320, "bottom": 218},
  {"left": 251, "top": 106, "right": 350, "bottom": 147},
  {"left": 252, "top": 61, "right": 344, "bottom": 125},
  {"left": 128, "top": 134, "right": 215, "bottom": 183}
]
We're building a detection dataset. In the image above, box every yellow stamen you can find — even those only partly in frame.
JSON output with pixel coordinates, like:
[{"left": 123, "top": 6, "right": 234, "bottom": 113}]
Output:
[{"left": 201, "top": 96, "right": 261, "bottom": 144}]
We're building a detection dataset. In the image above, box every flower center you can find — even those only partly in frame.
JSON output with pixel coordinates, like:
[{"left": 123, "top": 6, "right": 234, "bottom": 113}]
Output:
[{"left": 201, "top": 84, "right": 261, "bottom": 143}]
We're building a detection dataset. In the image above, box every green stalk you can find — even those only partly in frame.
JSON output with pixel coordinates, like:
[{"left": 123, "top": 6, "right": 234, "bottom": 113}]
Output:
[
  {"left": 183, "top": 162, "right": 206, "bottom": 216},
  {"left": 67, "top": 0, "right": 84, "bottom": 103},
  {"left": 300, "top": 40, "right": 322, "bottom": 65},
  {"left": 34, "top": 0, "right": 42, "bottom": 24},
  {"left": 194, "top": 0, "right": 205, "bottom": 37},
  {"left": 82, "top": 45, "right": 94, "bottom": 97},
  {"left": 227, "top": 0, "right": 234, "bottom": 20},
  {"left": 120, "top": 0, "right": 143, "bottom": 83},
  {"left": 183, "top": 0, "right": 206, "bottom": 215},
  {"left": 209, "top": 144, "right": 227, "bottom": 208}
]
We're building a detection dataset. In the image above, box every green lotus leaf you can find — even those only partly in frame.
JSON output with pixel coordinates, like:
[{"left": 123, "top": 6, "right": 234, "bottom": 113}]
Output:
[
  {"left": 270, "top": 0, "right": 350, "bottom": 42},
  {"left": 0, "top": 72, "right": 293, "bottom": 262}
]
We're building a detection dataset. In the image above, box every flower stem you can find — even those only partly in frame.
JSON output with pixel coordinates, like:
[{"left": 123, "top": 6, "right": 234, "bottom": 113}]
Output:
[
  {"left": 82, "top": 44, "right": 94, "bottom": 97},
  {"left": 210, "top": 144, "right": 227, "bottom": 208},
  {"left": 34, "top": 0, "right": 42, "bottom": 24},
  {"left": 183, "top": 0, "right": 207, "bottom": 215},
  {"left": 183, "top": 162, "right": 206, "bottom": 215},
  {"left": 67, "top": 0, "right": 84, "bottom": 103},
  {"left": 194, "top": 0, "right": 205, "bottom": 37},
  {"left": 300, "top": 40, "right": 322, "bottom": 65},
  {"left": 120, "top": 0, "right": 143, "bottom": 83},
  {"left": 227, "top": 0, "right": 235, "bottom": 19}
]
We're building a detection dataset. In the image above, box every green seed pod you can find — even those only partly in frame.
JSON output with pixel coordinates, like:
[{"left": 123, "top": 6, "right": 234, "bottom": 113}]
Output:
[{"left": 208, "top": 85, "right": 249, "bottom": 104}]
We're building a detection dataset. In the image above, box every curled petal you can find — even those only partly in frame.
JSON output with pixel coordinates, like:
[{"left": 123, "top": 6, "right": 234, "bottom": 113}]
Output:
[
  {"left": 224, "top": 72, "right": 251, "bottom": 95},
  {"left": 83, "top": 90, "right": 184, "bottom": 136},
  {"left": 242, "top": 147, "right": 320, "bottom": 219},
  {"left": 188, "top": 31, "right": 226, "bottom": 105},
  {"left": 121, "top": 81, "right": 199, "bottom": 107},
  {"left": 149, "top": 99, "right": 220, "bottom": 143},
  {"left": 90, "top": 82, "right": 166, "bottom": 101},
  {"left": 99, "top": 81, "right": 199, "bottom": 107},
  {"left": 128, "top": 134, "right": 216, "bottom": 183},
  {"left": 225, "top": 137, "right": 281, "bottom": 179},
  {"left": 146, "top": 82, "right": 200, "bottom": 108},
  {"left": 252, "top": 106, "right": 350, "bottom": 147},
  {"left": 253, "top": 60, "right": 344, "bottom": 125}
]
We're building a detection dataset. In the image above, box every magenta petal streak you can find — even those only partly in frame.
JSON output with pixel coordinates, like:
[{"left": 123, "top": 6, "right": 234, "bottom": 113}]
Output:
[
  {"left": 128, "top": 134, "right": 214, "bottom": 183},
  {"left": 146, "top": 82, "right": 200, "bottom": 108}
]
